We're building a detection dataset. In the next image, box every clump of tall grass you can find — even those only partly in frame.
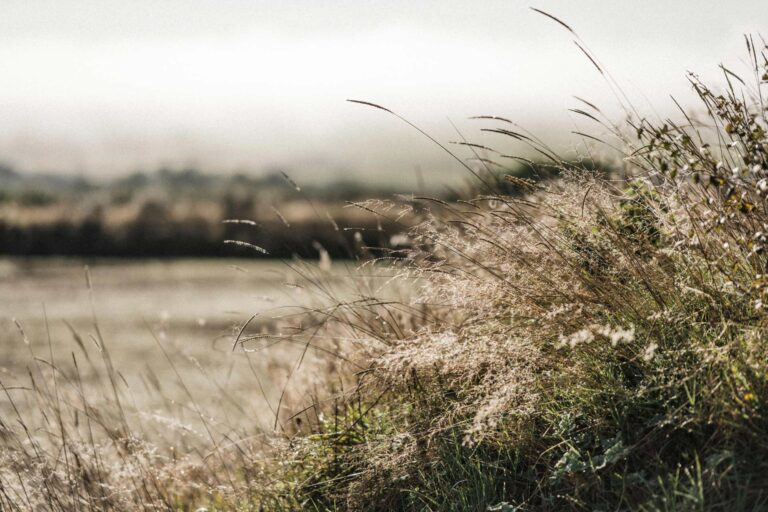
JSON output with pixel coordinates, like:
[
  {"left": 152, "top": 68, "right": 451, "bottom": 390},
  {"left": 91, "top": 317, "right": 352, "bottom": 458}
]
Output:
[{"left": 271, "top": 36, "right": 768, "bottom": 511}]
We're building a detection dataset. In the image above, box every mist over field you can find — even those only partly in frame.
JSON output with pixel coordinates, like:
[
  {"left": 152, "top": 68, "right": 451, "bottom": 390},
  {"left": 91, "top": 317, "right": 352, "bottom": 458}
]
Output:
[{"left": 0, "top": 1, "right": 765, "bottom": 183}]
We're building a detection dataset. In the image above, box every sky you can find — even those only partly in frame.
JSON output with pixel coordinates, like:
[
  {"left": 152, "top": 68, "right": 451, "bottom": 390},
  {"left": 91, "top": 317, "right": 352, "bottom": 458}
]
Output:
[{"left": 0, "top": 1, "right": 766, "bottom": 184}]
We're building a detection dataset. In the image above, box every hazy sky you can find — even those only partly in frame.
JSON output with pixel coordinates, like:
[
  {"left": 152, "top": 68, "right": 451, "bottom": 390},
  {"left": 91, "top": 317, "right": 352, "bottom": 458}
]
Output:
[{"left": 0, "top": 1, "right": 765, "bottom": 183}]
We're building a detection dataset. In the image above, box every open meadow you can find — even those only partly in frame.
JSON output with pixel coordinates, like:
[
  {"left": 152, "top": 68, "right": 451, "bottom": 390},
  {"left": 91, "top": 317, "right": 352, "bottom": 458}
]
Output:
[
  {"left": 0, "top": 257, "right": 413, "bottom": 500},
  {"left": 1, "top": 258, "right": 315, "bottom": 429}
]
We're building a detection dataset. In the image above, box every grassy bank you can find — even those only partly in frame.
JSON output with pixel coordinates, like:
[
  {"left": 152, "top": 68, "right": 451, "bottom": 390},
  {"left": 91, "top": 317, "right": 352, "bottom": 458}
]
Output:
[
  {"left": 3, "top": 33, "right": 768, "bottom": 512},
  {"left": 267, "top": 39, "right": 768, "bottom": 510}
]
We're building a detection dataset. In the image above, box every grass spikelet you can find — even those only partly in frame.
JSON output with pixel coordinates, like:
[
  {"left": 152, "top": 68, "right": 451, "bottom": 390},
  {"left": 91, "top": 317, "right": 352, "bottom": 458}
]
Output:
[
  {"left": 530, "top": 7, "right": 576, "bottom": 34},
  {"left": 223, "top": 239, "right": 269, "bottom": 254},
  {"left": 280, "top": 170, "right": 301, "bottom": 192},
  {"left": 222, "top": 219, "right": 260, "bottom": 226},
  {"left": 271, "top": 206, "right": 291, "bottom": 227}
]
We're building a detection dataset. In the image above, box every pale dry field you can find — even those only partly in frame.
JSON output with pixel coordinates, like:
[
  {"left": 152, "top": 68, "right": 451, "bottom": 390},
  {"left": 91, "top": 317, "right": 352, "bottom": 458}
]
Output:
[{"left": 0, "top": 258, "right": 374, "bottom": 446}]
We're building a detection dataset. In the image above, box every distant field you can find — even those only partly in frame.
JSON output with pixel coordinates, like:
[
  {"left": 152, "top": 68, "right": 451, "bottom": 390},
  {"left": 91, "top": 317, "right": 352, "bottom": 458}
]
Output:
[{"left": 0, "top": 257, "right": 365, "bottom": 436}]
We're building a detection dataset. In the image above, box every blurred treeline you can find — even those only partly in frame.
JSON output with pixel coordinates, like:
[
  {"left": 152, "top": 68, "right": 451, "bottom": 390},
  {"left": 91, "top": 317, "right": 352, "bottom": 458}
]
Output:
[
  {"left": 0, "top": 165, "right": 413, "bottom": 259},
  {"left": 0, "top": 159, "right": 594, "bottom": 258}
]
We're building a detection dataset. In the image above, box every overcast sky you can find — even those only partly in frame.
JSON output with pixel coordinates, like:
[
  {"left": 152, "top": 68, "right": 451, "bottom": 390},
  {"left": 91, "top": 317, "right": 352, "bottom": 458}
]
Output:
[{"left": 0, "top": 1, "right": 765, "bottom": 183}]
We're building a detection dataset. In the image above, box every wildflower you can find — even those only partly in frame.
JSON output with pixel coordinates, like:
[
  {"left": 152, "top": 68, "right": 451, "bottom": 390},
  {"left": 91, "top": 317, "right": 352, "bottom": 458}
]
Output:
[
  {"left": 744, "top": 392, "right": 757, "bottom": 402},
  {"left": 642, "top": 342, "right": 658, "bottom": 361}
]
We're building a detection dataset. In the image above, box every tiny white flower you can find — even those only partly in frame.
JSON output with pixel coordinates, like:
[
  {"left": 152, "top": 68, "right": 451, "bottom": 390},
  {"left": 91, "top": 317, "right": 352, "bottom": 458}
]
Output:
[{"left": 643, "top": 343, "right": 658, "bottom": 361}]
